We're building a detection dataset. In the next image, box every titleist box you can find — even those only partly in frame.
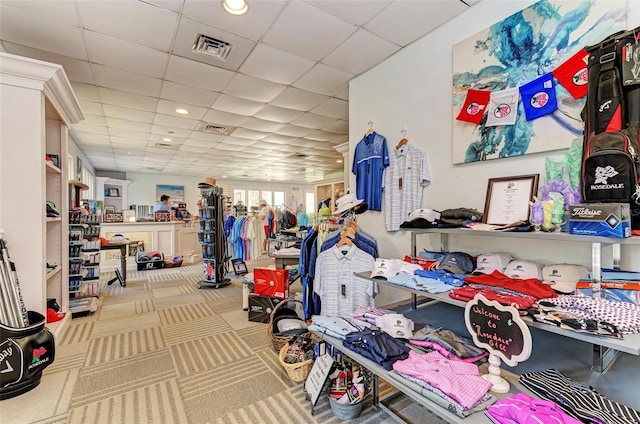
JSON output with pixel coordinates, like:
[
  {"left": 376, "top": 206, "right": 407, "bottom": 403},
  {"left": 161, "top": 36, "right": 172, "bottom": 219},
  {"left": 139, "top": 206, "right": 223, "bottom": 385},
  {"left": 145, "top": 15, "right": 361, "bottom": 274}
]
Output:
[{"left": 569, "top": 203, "right": 631, "bottom": 238}]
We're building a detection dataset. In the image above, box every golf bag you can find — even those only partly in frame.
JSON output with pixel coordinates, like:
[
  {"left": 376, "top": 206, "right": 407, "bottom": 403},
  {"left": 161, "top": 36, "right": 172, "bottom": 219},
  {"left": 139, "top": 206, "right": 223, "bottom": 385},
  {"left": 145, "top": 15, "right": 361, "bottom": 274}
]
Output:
[{"left": 581, "top": 27, "right": 640, "bottom": 229}]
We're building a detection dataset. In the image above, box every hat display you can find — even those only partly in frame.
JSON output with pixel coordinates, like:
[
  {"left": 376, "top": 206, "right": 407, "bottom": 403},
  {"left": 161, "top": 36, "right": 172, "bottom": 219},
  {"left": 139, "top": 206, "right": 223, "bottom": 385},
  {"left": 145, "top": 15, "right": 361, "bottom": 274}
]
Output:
[
  {"left": 334, "top": 192, "right": 367, "bottom": 216},
  {"left": 542, "top": 264, "right": 589, "bottom": 294},
  {"left": 198, "top": 176, "right": 217, "bottom": 188},
  {"left": 473, "top": 253, "right": 513, "bottom": 275},
  {"left": 436, "top": 252, "right": 474, "bottom": 274},
  {"left": 370, "top": 258, "right": 400, "bottom": 280},
  {"left": 504, "top": 260, "right": 542, "bottom": 280},
  {"left": 376, "top": 314, "right": 414, "bottom": 339}
]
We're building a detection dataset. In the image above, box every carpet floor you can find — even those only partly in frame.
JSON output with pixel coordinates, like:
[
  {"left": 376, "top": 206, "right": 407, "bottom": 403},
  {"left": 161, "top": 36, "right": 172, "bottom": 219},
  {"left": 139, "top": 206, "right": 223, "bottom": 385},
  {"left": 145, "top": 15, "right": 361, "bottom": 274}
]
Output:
[{"left": 1, "top": 261, "right": 446, "bottom": 424}]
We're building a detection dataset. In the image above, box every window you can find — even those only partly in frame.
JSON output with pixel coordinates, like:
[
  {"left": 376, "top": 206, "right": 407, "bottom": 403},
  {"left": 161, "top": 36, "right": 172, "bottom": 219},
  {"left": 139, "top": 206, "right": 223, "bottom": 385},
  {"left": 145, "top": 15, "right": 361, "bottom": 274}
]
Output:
[
  {"left": 247, "top": 190, "right": 260, "bottom": 209},
  {"left": 68, "top": 154, "right": 74, "bottom": 180},
  {"left": 233, "top": 189, "right": 245, "bottom": 204},
  {"left": 261, "top": 191, "right": 272, "bottom": 206},
  {"left": 273, "top": 191, "right": 285, "bottom": 209},
  {"left": 305, "top": 192, "right": 315, "bottom": 214},
  {"left": 81, "top": 168, "right": 95, "bottom": 200}
]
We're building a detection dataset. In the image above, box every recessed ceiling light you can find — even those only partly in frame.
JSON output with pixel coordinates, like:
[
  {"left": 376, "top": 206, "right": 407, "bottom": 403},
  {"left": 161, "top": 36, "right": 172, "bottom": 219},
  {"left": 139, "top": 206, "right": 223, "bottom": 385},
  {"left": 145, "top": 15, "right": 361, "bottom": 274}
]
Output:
[
  {"left": 222, "top": 0, "right": 248, "bottom": 15},
  {"left": 222, "top": 175, "right": 228, "bottom": 178},
  {"left": 162, "top": 137, "right": 173, "bottom": 142},
  {"left": 336, "top": 159, "right": 343, "bottom": 163},
  {"left": 175, "top": 108, "right": 189, "bottom": 115}
]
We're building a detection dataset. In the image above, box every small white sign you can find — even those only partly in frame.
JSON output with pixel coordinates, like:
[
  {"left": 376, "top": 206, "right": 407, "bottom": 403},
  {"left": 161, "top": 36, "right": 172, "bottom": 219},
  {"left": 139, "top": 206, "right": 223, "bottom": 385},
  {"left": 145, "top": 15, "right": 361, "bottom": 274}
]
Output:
[{"left": 304, "top": 354, "right": 334, "bottom": 406}]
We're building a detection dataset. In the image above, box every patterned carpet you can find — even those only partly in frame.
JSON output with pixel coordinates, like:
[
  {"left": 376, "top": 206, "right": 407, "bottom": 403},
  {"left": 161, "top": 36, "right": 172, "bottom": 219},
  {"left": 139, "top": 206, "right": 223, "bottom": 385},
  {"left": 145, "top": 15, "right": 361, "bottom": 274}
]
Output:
[{"left": 1, "top": 262, "right": 446, "bottom": 424}]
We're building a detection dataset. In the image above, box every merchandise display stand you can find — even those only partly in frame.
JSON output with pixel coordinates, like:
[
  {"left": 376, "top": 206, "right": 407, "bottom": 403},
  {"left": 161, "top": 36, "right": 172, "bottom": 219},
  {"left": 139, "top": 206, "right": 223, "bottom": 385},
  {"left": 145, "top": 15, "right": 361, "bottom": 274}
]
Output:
[{"left": 198, "top": 184, "right": 230, "bottom": 289}]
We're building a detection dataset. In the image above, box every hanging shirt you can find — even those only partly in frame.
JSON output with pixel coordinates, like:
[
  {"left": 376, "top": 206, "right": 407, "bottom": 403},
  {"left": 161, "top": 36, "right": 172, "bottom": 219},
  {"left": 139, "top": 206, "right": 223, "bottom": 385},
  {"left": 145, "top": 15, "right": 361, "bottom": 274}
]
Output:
[
  {"left": 314, "top": 244, "right": 376, "bottom": 317},
  {"left": 384, "top": 143, "right": 431, "bottom": 231},
  {"left": 352, "top": 132, "right": 389, "bottom": 211}
]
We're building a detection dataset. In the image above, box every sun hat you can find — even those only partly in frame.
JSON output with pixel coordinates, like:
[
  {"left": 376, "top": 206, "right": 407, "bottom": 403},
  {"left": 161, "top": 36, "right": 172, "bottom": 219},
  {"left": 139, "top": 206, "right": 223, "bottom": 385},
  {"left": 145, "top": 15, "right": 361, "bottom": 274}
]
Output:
[
  {"left": 542, "top": 264, "right": 589, "bottom": 294},
  {"left": 504, "top": 260, "right": 542, "bottom": 280},
  {"left": 473, "top": 253, "right": 513, "bottom": 275},
  {"left": 334, "top": 192, "right": 367, "bottom": 216},
  {"left": 436, "top": 252, "right": 474, "bottom": 274},
  {"left": 198, "top": 176, "right": 217, "bottom": 188},
  {"left": 370, "top": 258, "right": 400, "bottom": 280}
]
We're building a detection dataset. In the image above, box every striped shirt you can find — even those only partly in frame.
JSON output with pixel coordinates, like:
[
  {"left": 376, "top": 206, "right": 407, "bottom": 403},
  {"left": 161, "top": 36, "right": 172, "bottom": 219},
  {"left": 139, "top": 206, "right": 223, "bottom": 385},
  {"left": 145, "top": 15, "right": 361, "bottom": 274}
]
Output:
[
  {"left": 314, "top": 244, "right": 376, "bottom": 317},
  {"left": 384, "top": 144, "right": 431, "bottom": 231},
  {"left": 520, "top": 368, "right": 640, "bottom": 424}
]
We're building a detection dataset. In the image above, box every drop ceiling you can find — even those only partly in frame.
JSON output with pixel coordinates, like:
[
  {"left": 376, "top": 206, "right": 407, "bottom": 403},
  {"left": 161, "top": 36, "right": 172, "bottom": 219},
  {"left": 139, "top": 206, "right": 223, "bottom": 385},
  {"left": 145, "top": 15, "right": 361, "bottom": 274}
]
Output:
[{"left": 0, "top": 0, "right": 477, "bottom": 183}]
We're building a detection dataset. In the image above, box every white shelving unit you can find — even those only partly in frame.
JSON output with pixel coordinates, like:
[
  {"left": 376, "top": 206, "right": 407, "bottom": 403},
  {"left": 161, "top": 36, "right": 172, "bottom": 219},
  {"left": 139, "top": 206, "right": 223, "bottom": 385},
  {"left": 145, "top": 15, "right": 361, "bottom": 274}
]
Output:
[
  {"left": 95, "top": 177, "right": 131, "bottom": 213},
  {"left": 315, "top": 179, "right": 345, "bottom": 215},
  {"left": 0, "top": 53, "right": 83, "bottom": 337}
]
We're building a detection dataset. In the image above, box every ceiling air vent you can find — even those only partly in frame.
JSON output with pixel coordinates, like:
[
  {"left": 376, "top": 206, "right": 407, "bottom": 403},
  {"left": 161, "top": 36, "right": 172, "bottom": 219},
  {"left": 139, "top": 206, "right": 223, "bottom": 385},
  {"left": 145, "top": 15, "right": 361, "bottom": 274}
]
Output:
[
  {"left": 196, "top": 122, "right": 236, "bottom": 135},
  {"left": 192, "top": 34, "right": 232, "bottom": 61},
  {"left": 155, "top": 142, "right": 173, "bottom": 149}
]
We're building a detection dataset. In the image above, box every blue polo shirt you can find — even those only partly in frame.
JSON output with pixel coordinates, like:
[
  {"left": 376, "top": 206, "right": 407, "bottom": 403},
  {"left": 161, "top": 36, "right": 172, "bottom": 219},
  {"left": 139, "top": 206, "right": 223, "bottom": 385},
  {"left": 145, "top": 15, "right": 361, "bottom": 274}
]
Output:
[
  {"left": 352, "top": 132, "right": 389, "bottom": 211},
  {"left": 154, "top": 202, "right": 170, "bottom": 212}
]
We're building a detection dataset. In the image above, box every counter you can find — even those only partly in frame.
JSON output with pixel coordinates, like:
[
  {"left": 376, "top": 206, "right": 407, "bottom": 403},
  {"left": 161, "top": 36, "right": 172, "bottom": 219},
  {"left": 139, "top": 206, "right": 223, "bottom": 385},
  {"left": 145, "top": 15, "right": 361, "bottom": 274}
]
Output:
[{"left": 100, "top": 221, "right": 200, "bottom": 272}]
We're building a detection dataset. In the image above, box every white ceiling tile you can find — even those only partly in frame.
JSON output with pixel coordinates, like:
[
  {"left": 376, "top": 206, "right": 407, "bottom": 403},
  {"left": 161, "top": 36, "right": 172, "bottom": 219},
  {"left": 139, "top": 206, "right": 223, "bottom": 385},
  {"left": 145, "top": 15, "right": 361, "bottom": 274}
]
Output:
[
  {"left": 263, "top": 1, "right": 356, "bottom": 61},
  {"left": 305, "top": 130, "right": 341, "bottom": 142},
  {"left": 71, "top": 123, "right": 110, "bottom": 135},
  {"left": 270, "top": 87, "right": 328, "bottom": 111},
  {"left": 291, "top": 113, "right": 338, "bottom": 129},
  {"left": 156, "top": 99, "right": 208, "bottom": 121},
  {"left": 212, "top": 94, "right": 265, "bottom": 116},
  {"left": 182, "top": 0, "right": 287, "bottom": 41},
  {"left": 335, "top": 88, "right": 349, "bottom": 101},
  {"left": 160, "top": 81, "right": 219, "bottom": 108},
  {"left": 1, "top": 1, "right": 81, "bottom": 26},
  {"left": 78, "top": 100, "right": 105, "bottom": 116},
  {"left": 323, "top": 120, "right": 349, "bottom": 134},
  {"left": 106, "top": 118, "right": 152, "bottom": 133},
  {"left": 220, "top": 136, "right": 260, "bottom": 147},
  {"left": 153, "top": 113, "right": 200, "bottom": 130},
  {"left": 308, "top": 0, "right": 392, "bottom": 26},
  {"left": 151, "top": 125, "right": 192, "bottom": 138},
  {"left": 241, "top": 117, "right": 284, "bottom": 133},
  {"left": 275, "top": 124, "right": 314, "bottom": 137},
  {"left": 1, "top": 42, "right": 94, "bottom": 84},
  {"left": 215, "top": 143, "right": 250, "bottom": 152},
  {"left": 179, "top": 145, "right": 211, "bottom": 154},
  {"left": 82, "top": 114, "right": 107, "bottom": 127},
  {"left": 231, "top": 151, "right": 263, "bottom": 159},
  {"left": 322, "top": 29, "right": 400, "bottom": 75},
  {"left": 310, "top": 98, "right": 349, "bottom": 119},
  {"left": 149, "top": 133, "right": 185, "bottom": 144},
  {"left": 239, "top": 43, "right": 315, "bottom": 85},
  {"left": 223, "top": 73, "right": 286, "bottom": 103},
  {"left": 98, "top": 87, "right": 158, "bottom": 111},
  {"left": 164, "top": 55, "right": 234, "bottom": 92},
  {"left": 183, "top": 139, "right": 220, "bottom": 148},
  {"left": 365, "top": 0, "right": 467, "bottom": 47},
  {"left": 0, "top": 5, "right": 87, "bottom": 60},
  {"left": 189, "top": 131, "right": 227, "bottom": 143},
  {"left": 202, "top": 109, "right": 248, "bottom": 127},
  {"left": 254, "top": 105, "right": 304, "bottom": 124},
  {"left": 77, "top": 0, "right": 178, "bottom": 51},
  {"left": 293, "top": 63, "right": 353, "bottom": 96},
  {"left": 230, "top": 128, "right": 269, "bottom": 140},
  {"left": 84, "top": 31, "right": 170, "bottom": 79},
  {"left": 109, "top": 127, "right": 151, "bottom": 140},
  {"left": 111, "top": 137, "right": 149, "bottom": 147},
  {"left": 171, "top": 16, "right": 257, "bottom": 72},
  {"left": 92, "top": 64, "right": 163, "bottom": 97},
  {"left": 69, "top": 132, "right": 111, "bottom": 145},
  {"left": 263, "top": 134, "right": 298, "bottom": 144},
  {"left": 142, "top": 0, "right": 184, "bottom": 13},
  {"left": 102, "top": 104, "right": 155, "bottom": 123}
]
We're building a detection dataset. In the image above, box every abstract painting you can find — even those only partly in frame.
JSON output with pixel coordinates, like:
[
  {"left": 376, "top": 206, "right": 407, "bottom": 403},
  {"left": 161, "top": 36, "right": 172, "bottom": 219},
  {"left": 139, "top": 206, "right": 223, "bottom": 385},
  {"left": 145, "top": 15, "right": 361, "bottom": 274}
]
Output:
[
  {"left": 156, "top": 184, "right": 185, "bottom": 202},
  {"left": 452, "top": 0, "right": 627, "bottom": 164}
]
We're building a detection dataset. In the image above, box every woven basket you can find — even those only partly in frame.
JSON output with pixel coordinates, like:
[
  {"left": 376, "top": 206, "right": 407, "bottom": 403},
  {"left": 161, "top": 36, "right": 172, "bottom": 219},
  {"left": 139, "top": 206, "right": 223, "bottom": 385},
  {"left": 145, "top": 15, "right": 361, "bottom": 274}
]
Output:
[
  {"left": 267, "top": 299, "right": 306, "bottom": 352},
  {"left": 278, "top": 343, "right": 313, "bottom": 383}
]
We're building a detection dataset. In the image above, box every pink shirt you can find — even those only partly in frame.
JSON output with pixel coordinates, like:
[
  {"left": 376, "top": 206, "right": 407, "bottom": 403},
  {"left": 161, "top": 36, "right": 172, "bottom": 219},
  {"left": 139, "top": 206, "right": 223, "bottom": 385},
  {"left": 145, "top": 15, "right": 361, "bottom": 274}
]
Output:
[{"left": 392, "top": 350, "right": 492, "bottom": 409}]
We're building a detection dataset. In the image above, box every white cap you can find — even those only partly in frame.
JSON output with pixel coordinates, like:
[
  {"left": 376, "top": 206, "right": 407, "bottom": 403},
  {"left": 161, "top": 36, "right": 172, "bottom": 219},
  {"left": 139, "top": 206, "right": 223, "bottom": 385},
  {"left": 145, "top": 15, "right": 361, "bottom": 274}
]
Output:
[
  {"left": 542, "top": 264, "right": 589, "bottom": 294},
  {"left": 504, "top": 260, "right": 542, "bottom": 280},
  {"left": 376, "top": 314, "right": 414, "bottom": 339},
  {"left": 473, "top": 253, "right": 513, "bottom": 274},
  {"left": 408, "top": 208, "right": 441, "bottom": 222},
  {"left": 370, "top": 258, "right": 400, "bottom": 280}
]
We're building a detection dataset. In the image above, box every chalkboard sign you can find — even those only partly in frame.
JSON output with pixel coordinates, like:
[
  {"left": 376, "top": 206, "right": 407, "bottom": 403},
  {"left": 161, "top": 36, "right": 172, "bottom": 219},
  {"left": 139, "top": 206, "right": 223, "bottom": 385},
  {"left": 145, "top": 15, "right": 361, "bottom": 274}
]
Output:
[
  {"left": 103, "top": 212, "right": 123, "bottom": 223},
  {"left": 464, "top": 294, "right": 532, "bottom": 367},
  {"left": 304, "top": 354, "right": 334, "bottom": 407}
]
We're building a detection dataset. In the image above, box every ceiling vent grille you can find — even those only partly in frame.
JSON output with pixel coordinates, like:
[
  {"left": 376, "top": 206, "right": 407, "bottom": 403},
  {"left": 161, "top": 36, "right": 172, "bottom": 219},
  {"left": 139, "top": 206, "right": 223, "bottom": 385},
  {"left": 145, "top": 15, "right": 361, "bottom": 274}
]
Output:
[
  {"left": 196, "top": 122, "right": 236, "bottom": 135},
  {"left": 192, "top": 34, "right": 232, "bottom": 61},
  {"left": 155, "top": 142, "right": 173, "bottom": 149}
]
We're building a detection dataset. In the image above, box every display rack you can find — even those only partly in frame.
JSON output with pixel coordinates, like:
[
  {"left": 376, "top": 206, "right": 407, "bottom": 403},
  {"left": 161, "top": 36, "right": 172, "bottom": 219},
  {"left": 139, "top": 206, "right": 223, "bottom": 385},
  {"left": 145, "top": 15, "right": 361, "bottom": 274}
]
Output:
[{"left": 198, "top": 185, "right": 230, "bottom": 288}]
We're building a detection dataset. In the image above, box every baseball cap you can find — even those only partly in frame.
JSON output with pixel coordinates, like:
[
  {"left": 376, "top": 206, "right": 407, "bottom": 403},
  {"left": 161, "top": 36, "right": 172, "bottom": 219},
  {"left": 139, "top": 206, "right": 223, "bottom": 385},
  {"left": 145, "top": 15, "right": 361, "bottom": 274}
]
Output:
[
  {"left": 376, "top": 314, "right": 414, "bottom": 339},
  {"left": 542, "top": 264, "right": 589, "bottom": 294},
  {"left": 504, "top": 260, "right": 542, "bottom": 280},
  {"left": 436, "top": 252, "right": 474, "bottom": 274},
  {"left": 370, "top": 258, "right": 400, "bottom": 280},
  {"left": 408, "top": 208, "right": 441, "bottom": 222},
  {"left": 473, "top": 253, "right": 513, "bottom": 275}
]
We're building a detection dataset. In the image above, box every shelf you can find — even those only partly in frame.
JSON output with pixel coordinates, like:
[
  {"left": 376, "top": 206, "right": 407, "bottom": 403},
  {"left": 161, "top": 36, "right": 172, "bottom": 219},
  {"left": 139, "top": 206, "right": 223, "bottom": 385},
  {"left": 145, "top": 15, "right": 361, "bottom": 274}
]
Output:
[
  {"left": 45, "top": 161, "right": 61, "bottom": 174},
  {"left": 46, "top": 266, "right": 61, "bottom": 281},
  {"left": 46, "top": 216, "right": 62, "bottom": 222},
  {"left": 46, "top": 312, "right": 71, "bottom": 340}
]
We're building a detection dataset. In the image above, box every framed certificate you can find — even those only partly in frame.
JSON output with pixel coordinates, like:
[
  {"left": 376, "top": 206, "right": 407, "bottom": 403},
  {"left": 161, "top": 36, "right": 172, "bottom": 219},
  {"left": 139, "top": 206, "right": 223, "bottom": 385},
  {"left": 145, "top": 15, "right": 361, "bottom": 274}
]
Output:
[{"left": 483, "top": 174, "right": 539, "bottom": 225}]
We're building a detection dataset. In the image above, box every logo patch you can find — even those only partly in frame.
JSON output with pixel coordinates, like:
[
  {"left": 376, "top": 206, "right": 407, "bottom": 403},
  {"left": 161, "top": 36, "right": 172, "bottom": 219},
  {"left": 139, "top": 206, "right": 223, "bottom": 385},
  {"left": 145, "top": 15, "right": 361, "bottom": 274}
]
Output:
[
  {"left": 572, "top": 67, "right": 588, "bottom": 86},
  {"left": 530, "top": 92, "right": 549, "bottom": 108},
  {"left": 494, "top": 103, "right": 511, "bottom": 118},
  {"left": 594, "top": 165, "right": 619, "bottom": 185}
]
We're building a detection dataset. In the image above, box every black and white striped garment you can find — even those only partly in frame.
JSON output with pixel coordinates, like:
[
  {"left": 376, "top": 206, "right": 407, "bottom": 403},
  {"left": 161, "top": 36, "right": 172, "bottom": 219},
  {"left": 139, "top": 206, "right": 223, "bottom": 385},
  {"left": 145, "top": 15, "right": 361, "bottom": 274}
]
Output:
[{"left": 520, "top": 369, "right": 640, "bottom": 424}]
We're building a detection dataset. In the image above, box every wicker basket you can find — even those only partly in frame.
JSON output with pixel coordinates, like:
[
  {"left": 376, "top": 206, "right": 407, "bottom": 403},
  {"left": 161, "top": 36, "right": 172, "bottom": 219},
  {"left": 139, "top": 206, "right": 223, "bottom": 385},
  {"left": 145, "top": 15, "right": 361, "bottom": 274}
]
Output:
[
  {"left": 267, "top": 298, "right": 305, "bottom": 352},
  {"left": 278, "top": 343, "right": 313, "bottom": 383}
]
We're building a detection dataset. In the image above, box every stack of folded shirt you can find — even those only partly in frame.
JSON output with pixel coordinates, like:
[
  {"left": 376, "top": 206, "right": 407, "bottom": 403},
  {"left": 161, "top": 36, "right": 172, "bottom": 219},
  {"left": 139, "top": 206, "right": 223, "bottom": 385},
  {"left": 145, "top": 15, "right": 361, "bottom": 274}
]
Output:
[
  {"left": 350, "top": 306, "right": 396, "bottom": 325},
  {"left": 487, "top": 392, "right": 581, "bottom": 424},
  {"left": 342, "top": 328, "right": 410, "bottom": 370},
  {"left": 308, "top": 316, "right": 371, "bottom": 340},
  {"left": 409, "top": 325, "right": 488, "bottom": 363}
]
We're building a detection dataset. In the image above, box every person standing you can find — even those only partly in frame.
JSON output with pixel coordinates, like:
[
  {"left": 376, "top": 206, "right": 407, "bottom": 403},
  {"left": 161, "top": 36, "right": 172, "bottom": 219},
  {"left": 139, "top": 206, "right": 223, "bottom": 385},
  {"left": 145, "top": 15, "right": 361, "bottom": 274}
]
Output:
[
  {"left": 258, "top": 200, "right": 271, "bottom": 253},
  {"left": 154, "top": 194, "right": 171, "bottom": 212}
]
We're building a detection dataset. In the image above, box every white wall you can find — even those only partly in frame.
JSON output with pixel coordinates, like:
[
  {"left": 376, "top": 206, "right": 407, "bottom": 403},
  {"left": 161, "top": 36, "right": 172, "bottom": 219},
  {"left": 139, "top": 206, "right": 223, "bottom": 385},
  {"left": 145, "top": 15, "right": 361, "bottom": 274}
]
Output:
[
  {"left": 349, "top": 0, "right": 640, "bottom": 306},
  {"left": 126, "top": 172, "right": 314, "bottom": 214}
]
